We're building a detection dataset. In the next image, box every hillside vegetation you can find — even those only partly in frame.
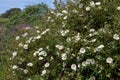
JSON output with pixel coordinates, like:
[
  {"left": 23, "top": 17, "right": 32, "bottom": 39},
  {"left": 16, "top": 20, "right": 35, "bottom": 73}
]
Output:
[{"left": 0, "top": 0, "right": 120, "bottom": 80}]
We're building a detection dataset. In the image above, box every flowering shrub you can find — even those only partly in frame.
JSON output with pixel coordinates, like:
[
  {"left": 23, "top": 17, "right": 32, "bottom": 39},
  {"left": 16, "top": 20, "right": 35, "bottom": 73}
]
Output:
[{"left": 6, "top": 0, "right": 120, "bottom": 80}]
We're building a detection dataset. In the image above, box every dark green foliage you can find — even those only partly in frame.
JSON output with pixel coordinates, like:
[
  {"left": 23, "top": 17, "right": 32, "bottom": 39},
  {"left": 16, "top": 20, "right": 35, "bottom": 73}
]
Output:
[
  {"left": 0, "top": 8, "right": 21, "bottom": 18},
  {"left": 5, "top": 3, "right": 48, "bottom": 28}
]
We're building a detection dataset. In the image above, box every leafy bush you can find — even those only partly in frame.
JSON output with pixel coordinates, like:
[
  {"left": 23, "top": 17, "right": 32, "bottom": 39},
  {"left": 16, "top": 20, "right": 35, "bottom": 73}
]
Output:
[
  {"left": 3, "top": 0, "right": 120, "bottom": 80},
  {"left": 5, "top": 3, "right": 48, "bottom": 27}
]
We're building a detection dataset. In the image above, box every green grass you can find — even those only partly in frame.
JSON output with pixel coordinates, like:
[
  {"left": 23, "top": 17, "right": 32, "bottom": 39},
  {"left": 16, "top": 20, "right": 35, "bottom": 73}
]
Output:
[{"left": 0, "top": 18, "right": 8, "bottom": 23}]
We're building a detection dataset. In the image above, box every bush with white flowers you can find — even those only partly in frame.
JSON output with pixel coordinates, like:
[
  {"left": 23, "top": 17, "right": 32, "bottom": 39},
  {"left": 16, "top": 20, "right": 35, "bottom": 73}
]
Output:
[{"left": 7, "top": 0, "right": 120, "bottom": 80}]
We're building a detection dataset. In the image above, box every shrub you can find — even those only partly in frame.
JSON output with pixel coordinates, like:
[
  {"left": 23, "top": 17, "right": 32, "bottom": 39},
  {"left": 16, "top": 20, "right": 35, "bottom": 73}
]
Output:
[{"left": 5, "top": 0, "right": 120, "bottom": 80}]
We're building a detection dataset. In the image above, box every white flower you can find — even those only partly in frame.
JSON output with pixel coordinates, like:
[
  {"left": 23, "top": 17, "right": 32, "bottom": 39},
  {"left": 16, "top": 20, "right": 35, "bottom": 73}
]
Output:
[
  {"left": 79, "top": 48, "right": 86, "bottom": 54},
  {"left": 23, "top": 69, "right": 28, "bottom": 74},
  {"left": 62, "top": 10, "right": 68, "bottom": 14},
  {"left": 38, "top": 48, "right": 43, "bottom": 52},
  {"left": 23, "top": 44, "right": 28, "bottom": 49},
  {"left": 33, "top": 51, "right": 38, "bottom": 57},
  {"left": 22, "top": 32, "right": 28, "bottom": 37},
  {"left": 95, "top": 2, "right": 101, "bottom": 6},
  {"left": 90, "top": 1, "right": 95, "bottom": 7},
  {"left": 55, "top": 45, "right": 64, "bottom": 50},
  {"left": 117, "top": 6, "right": 120, "bottom": 10},
  {"left": 41, "top": 69, "right": 47, "bottom": 76},
  {"left": 39, "top": 57, "right": 44, "bottom": 60},
  {"left": 18, "top": 43, "right": 23, "bottom": 47},
  {"left": 71, "top": 64, "right": 77, "bottom": 71},
  {"left": 89, "top": 33, "right": 93, "bottom": 37},
  {"left": 86, "top": 6, "right": 91, "bottom": 11},
  {"left": 36, "top": 35, "right": 41, "bottom": 39},
  {"left": 12, "top": 51, "right": 17, "bottom": 58},
  {"left": 72, "top": 9, "right": 78, "bottom": 13},
  {"left": 88, "top": 76, "right": 96, "bottom": 80},
  {"left": 39, "top": 51, "right": 47, "bottom": 57},
  {"left": 25, "top": 27, "right": 31, "bottom": 30},
  {"left": 44, "top": 63, "right": 50, "bottom": 68},
  {"left": 12, "top": 65, "right": 17, "bottom": 69},
  {"left": 86, "top": 59, "right": 95, "bottom": 64},
  {"left": 63, "top": 16, "right": 67, "bottom": 20},
  {"left": 97, "top": 45, "right": 104, "bottom": 49},
  {"left": 78, "top": 64, "right": 81, "bottom": 68},
  {"left": 61, "top": 53, "right": 67, "bottom": 60},
  {"left": 113, "top": 34, "right": 119, "bottom": 40},
  {"left": 45, "top": 28, "right": 50, "bottom": 32},
  {"left": 66, "top": 37, "right": 71, "bottom": 42},
  {"left": 74, "top": 33, "right": 81, "bottom": 42},
  {"left": 27, "top": 63, "right": 33, "bottom": 67},
  {"left": 82, "top": 61, "right": 87, "bottom": 67},
  {"left": 90, "top": 39, "right": 96, "bottom": 42},
  {"left": 35, "top": 26, "right": 39, "bottom": 29},
  {"left": 79, "top": 4, "right": 84, "bottom": 8},
  {"left": 60, "top": 30, "right": 69, "bottom": 36},
  {"left": 106, "top": 57, "right": 113, "bottom": 64},
  {"left": 16, "top": 36, "right": 20, "bottom": 40},
  {"left": 37, "top": 30, "right": 40, "bottom": 33},
  {"left": 56, "top": 13, "right": 63, "bottom": 17},
  {"left": 89, "top": 29, "right": 95, "bottom": 32}
]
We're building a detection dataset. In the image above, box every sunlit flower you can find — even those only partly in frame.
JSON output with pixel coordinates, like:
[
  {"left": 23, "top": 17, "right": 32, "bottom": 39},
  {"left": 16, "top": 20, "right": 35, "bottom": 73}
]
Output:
[
  {"left": 35, "top": 26, "right": 39, "bottom": 29},
  {"left": 117, "top": 6, "right": 120, "bottom": 10},
  {"left": 18, "top": 43, "right": 23, "bottom": 47},
  {"left": 95, "top": 2, "right": 101, "bottom": 6},
  {"left": 27, "top": 63, "right": 33, "bottom": 67},
  {"left": 39, "top": 51, "right": 47, "bottom": 57},
  {"left": 62, "top": 10, "right": 68, "bottom": 14},
  {"left": 89, "top": 29, "right": 95, "bottom": 32},
  {"left": 41, "top": 69, "right": 47, "bottom": 76},
  {"left": 23, "top": 44, "right": 28, "bottom": 49},
  {"left": 16, "top": 36, "right": 20, "bottom": 40},
  {"left": 44, "top": 63, "right": 50, "bottom": 68},
  {"left": 22, "top": 32, "right": 28, "bottom": 37},
  {"left": 113, "top": 34, "right": 119, "bottom": 40},
  {"left": 66, "top": 37, "right": 71, "bottom": 42},
  {"left": 12, "top": 65, "right": 18, "bottom": 69},
  {"left": 23, "top": 69, "right": 28, "bottom": 74},
  {"left": 86, "top": 59, "right": 95, "bottom": 64},
  {"left": 79, "top": 4, "right": 84, "bottom": 8},
  {"left": 36, "top": 35, "right": 41, "bottom": 39},
  {"left": 61, "top": 53, "right": 67, "bottom": 60},
  {"left": 12, "top": 51, "right": 17, "bottom": 58},
  {"left": 88, "top": 76, "right": 96, "bottom": 80},
  {"left": 90, "top": 39, "right": 96, "bottom": 42},
  {"left": 90, "top": 1, "right": 95, "bottom": 7},
  {"left": 82, "top": 61, "right": 87, "bottom": 67},
  {"left": 78, "top": 64, "right": 81, "bottom": 68},
  {"left": 55, "top": 45, "right": 64, "bottom": 50},
  {"left": 25, "top": 27, "right": 31, "bottom": 30},
  {"left": 37, "top": 30, "right": 40, "bottom": 33},
  {"left": 72, "top": 9, "right": 78, "bottom": 13},
  {"left": 79, "top": 48, "right": 86, "bottom": 54},
  {"left": 56, "top": 13, "right": 63, "bottom": 17},
  {"left": 97, "top": 44, "right": 104, "bottom": 49},
  {"left": 106, "top": 57, "right": 113, "bottom": 64},
  {"left": 86, "top": 6, "right": 91, "bottom": 11},
  {"left": 39, "top": 57, "right": 44, "bottom": 60},
  {"left": 71, "top": 64, "right": 77, "bottom": 71},
  {"left": 63, "top": 16, "right": 67, "bottom": 20}
]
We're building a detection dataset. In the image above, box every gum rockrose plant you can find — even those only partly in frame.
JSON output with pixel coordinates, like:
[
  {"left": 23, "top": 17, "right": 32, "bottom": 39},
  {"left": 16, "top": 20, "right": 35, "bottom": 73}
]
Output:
[{"left": 8, "top": 0, "right": 120, "bottom": 80}]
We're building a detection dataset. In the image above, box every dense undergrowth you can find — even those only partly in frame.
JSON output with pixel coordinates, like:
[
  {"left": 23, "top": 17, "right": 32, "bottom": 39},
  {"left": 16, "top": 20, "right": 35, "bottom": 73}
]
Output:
[{"left": 1, "top": 0, "right": 120, "bottom": 80}]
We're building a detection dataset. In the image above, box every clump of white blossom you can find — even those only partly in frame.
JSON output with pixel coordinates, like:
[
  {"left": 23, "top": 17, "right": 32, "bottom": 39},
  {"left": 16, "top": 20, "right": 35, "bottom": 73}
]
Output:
[{"left": 9, "top": 0, "right": 120, "bottom": 80}]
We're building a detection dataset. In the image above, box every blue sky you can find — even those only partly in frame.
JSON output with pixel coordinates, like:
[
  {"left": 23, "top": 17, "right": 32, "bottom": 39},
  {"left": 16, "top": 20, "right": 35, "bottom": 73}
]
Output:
[{"left": 0, "top": 0, "right": 54, "bottom": 14}]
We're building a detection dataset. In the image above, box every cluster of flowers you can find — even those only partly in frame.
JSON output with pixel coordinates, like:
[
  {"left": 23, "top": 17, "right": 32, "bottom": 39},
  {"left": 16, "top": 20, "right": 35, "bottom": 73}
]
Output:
[{"left": 10, "top": 0, "right": 120, "bottom": 79}]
